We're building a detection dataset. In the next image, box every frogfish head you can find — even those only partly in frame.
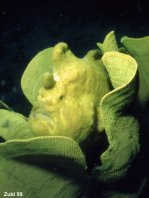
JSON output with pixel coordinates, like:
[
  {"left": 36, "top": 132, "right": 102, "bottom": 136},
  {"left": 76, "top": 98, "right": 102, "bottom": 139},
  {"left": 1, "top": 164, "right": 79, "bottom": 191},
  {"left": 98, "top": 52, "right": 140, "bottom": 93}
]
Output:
[{"left": 28, "top": 42, "right": 111, "bottom": 145}]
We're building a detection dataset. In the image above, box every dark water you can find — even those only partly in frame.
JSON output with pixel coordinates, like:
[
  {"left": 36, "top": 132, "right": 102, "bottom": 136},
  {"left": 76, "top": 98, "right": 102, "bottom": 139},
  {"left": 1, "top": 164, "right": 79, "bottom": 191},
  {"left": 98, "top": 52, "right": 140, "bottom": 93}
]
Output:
[{"left": 0, "top": 0, "right": 149, "bottom": 197}]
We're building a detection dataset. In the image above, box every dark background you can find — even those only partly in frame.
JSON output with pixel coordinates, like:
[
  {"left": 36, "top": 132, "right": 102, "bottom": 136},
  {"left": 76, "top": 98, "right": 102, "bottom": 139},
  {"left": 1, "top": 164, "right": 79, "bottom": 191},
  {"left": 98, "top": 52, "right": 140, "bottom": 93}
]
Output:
[
  {"left": 0, "top": 0, "right": 149, "bottom": 197},
  {"left": 1, "top": 0, "right": 149, "bottom": 114}
]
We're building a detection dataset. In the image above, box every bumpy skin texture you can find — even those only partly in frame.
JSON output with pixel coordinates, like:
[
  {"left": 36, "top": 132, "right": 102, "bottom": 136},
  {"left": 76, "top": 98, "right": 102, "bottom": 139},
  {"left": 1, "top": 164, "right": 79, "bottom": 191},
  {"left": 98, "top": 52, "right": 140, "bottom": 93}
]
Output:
[{"left": 29, "top": 43, "right": 110, "bottom": 144}]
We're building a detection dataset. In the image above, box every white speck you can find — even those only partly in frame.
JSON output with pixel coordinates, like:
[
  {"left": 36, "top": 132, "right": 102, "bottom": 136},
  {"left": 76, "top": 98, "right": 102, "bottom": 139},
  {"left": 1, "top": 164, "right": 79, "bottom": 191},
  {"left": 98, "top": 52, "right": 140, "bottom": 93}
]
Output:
[{"left": 54, "top": 73, "right": 60, "bottom": 81}]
